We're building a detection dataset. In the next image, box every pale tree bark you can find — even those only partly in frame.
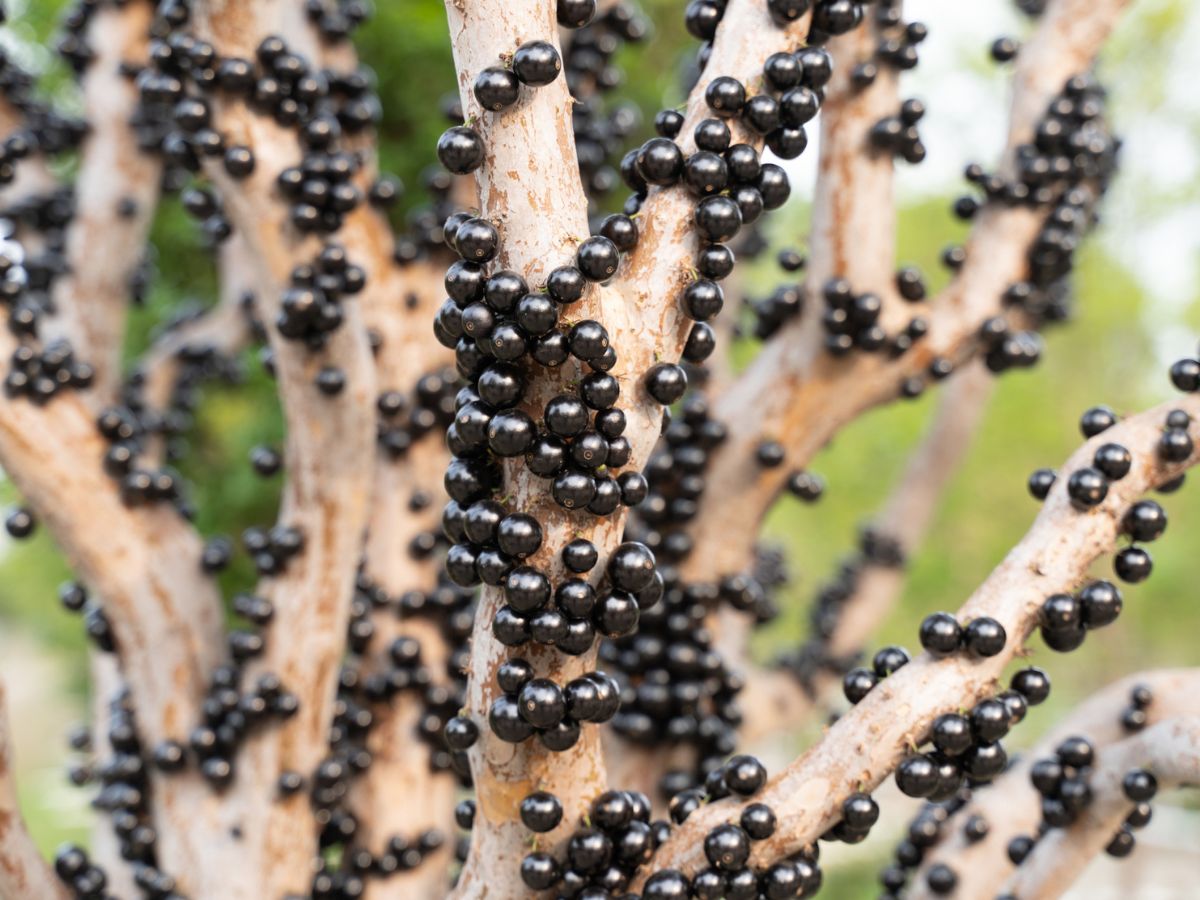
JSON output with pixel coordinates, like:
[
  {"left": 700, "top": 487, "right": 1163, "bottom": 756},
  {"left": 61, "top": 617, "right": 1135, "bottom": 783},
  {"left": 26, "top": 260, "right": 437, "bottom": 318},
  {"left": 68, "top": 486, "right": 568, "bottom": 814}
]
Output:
[{"left": 910, "top": 668, "right": 1200, "bottom": 900}]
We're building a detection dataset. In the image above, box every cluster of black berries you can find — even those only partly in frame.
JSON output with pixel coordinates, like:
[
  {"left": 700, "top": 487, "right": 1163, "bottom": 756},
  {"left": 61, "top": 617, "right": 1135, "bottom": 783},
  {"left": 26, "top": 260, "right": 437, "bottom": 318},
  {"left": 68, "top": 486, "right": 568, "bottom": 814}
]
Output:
[
  {"left": 53, "top": 843, "right": 120, "bottom": 900},
  {"left": 601, "top": 570, "right": 746, "bottom": 782},
  {"left": 776, "top": 524, "right": 902, "bottom": 693},
  {"left": 565, "top": 3, "right": 648, "bottom": 199},
  {"left": 485, "top": 539, "right": 657, "bottom": 653},
  {"left": 1118, "top": 682, "right": 1153, "bottom": 733},
  {"left": 4, "top": 334, "right": 95, "bottom": 402},
  {"left": 879, "top": 676, "right": 1050, "bottom": 896},
  {"left": 1031, "top": 735, "right": 1097, "bottom": 829},
  {"left": 487, "top": 657, "right": 621, "bottom": 750},
  {"left": 619, "top": 33, "right": 808, "bottom": 262},
  {"left": 133, "top": 23, "right": 381, "bottom": 229},
  {"left": 763, "top": 0, "right": 866, "bottom": 41},
  {"left": 1157, "top": 406, "right": 1196, "bottom": 468},
  {"left": 897, "top": 695, "right": 1018, "bottom": 798},
  {"left": 888, "top": 666, "right": 1048, "bottom": 806},
  {"left": 124, "top": 308, "right": 256, "bottom": 467},
  {"left": 57, "top": 580, "right": 117, "bottom": 653},
  {"left": 1032, "top": 402, "right": 1187, "bottom": 584},
  {"left": 273, "top": 140, "right": 363, "bottom": 236},
  {"left": 1002, "top": 700, "right": 1160, "bottom": 875},
  {"left": 1, "top": 37, "right": 87, "bottom": 158},
  {"left": 93, "top": 404, "right": 188, "bottom": 511},
  {"left": 376, "top": 367, "right": 459, "bottom": 459},
  {"left": 0, "top": 229, "right": 85, "bottom": 380},
  {"left": 0, "top": 181, "right": 75, "bottom": 294},
  {"left": 742, "top": 252, "right": 805, "bottom": 340},
  {"left": 819, "top": 276, "right": 927, "bottom": 359},
  {"left": 1036, "top": 580, "right": 1124, "bottom": 653},
  {"left": 608, "top": 397, "right": 791, "bottom": 791},
  {"left": 239, "top": 523, "right": 306, "bottom": 576},
  {"left": 344, "top": 572, "right": 475, "bottom": 780},
  {"left": 440, "top": 36, "right": 564, "bottom": 175},
  {"left": 473, "top": 40, "right": 563, "bottom": 111},
  {"left": 436, "top": 219, "right": 659, "bottom": 661},
  {"left": 54, "top": 0, "right": 105, "bottom": 73},
  {"left": 869, "top": 98, "right": 927, "bottom": 164},
  {"left": 876, "top": 669, "right": 1031, "bottom": 898},
  {"left": 845, "top": 1, "right": 919, "bottom": 84},
  {"left": 182, "top": 663, "right": 300, "bottom": 790},
  {"left": 842, "top": 643, "right": 909, "bottom": 706},
  {"left": 434, "top": 224, "right": 645, "bottom": 524},
  {"left": 303, "top": 0, "right": 372, "bottom": 44},
  {"left": 296, "top": 827, "right": 447, "bottom": 899},
  {"left": 653, "top": 759, "right": 822, "bottom": 899},
  {"left": 962, "top": 73, "right": 1117, "bottom": 314},
  {"left": 910, "top": 611, "right": 1007, "bottom": 662},
  {"left": 519, "top": 788, "right": 665, "bottom": 895},
  {"left": 60, "top": 689, "right": 188, "bottom": 896},
  {"left": 276, "top": 243, "right": 366, "bottom": 348},
  {"left": 967, "top": 311, "right": 1043, "bottom": 374},
  {"left": 625, "top": 396, "right": 725, "bottom": 563},
  {"left": 878, "top": 786, "right": 981, "bottom": 898},
  {"left": 302, "top": 830, "right": 448, "bottom": 900},
  {"left": 1028, "top": 737, "right": 1103, "bottom": 831}
]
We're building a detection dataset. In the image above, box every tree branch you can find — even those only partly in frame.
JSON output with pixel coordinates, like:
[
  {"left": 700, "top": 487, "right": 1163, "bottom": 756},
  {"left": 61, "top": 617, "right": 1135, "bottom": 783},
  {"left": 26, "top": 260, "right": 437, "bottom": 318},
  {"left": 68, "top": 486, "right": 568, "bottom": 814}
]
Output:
[
  {"left": 174, "top": 4, "right": 396, "bottom": 895},
  {"left": 444, "top": 2, "right": 813, "bottom": 894},
  {"left": 444, "top": 2, "right": 606, "bottom": 891},
  {"left": 753, "top": 362, "right": 998, "bottom": 744},
  {"left": 46, "top": 0, "right": 164, "bottom": 401},
  {"left": 0, "top": 344, "right": 236, "bottom": 890},
  {"left": 1002, "top": 716, "right": 1200, "bottom": 900},
  {"left": 909, "top": 668, "right": 1200, "bottom": 900},
  {"left": 0, "top": 681, "right": 70, "bottom": 900},
  {"left": 682, "top": 0, "right": 1130, "bottom": 585},
  {"left": 615, "top": 0, "right": 811, "bottom": 366},
  {"left": 633, "top": 392, "right": 1200, "bottom": 885},
  {"left": 806, "top": 8, "right": 902, "bottom": 329}
]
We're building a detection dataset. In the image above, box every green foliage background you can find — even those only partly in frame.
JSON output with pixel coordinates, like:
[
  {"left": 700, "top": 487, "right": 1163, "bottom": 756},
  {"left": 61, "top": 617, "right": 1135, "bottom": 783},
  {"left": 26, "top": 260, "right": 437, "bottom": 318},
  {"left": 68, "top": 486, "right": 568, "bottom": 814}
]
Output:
[{"left": 0, "top": 1, "right": 1197, "bottom": 895}]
